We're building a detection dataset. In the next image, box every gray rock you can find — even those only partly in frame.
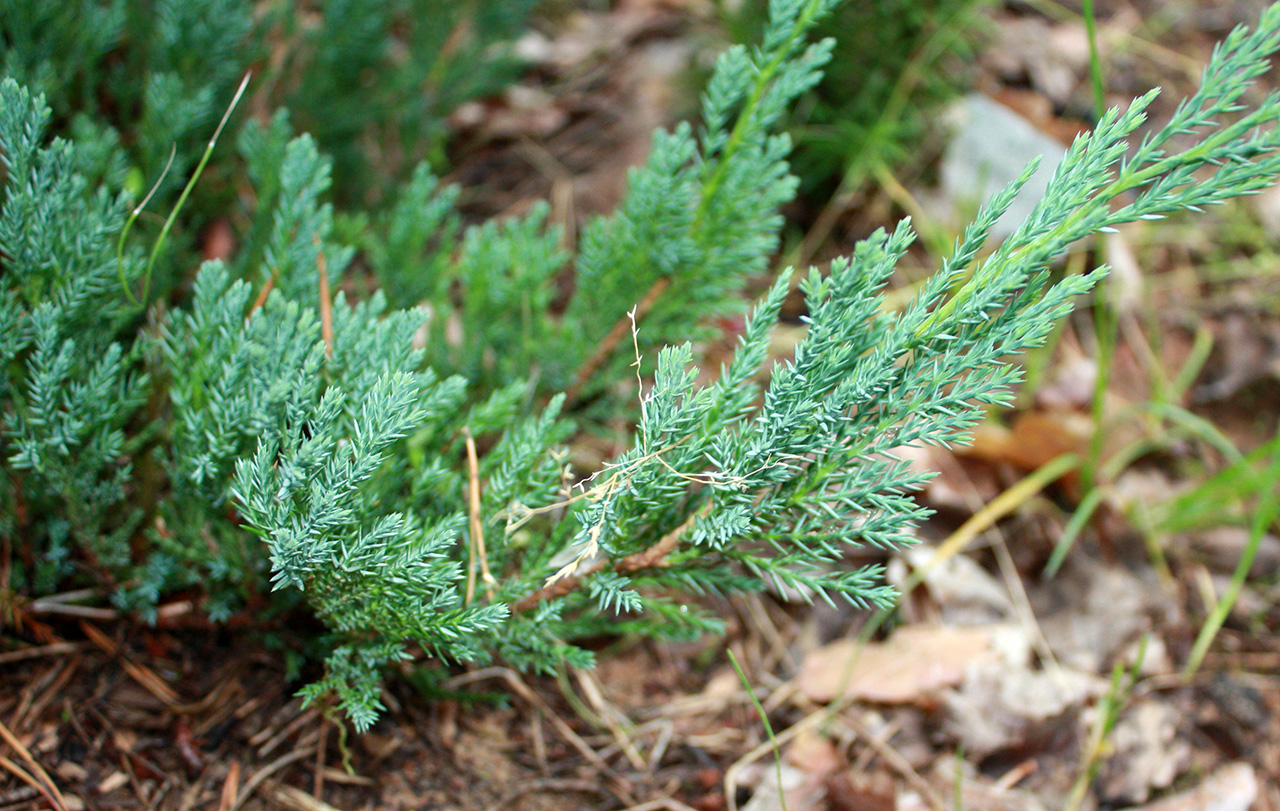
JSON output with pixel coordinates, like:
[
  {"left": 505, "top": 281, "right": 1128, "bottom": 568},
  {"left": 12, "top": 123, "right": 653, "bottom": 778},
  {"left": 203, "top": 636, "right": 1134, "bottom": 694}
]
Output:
[{"left": 939, "top": 94, "right": 1068, "bottom": 240}]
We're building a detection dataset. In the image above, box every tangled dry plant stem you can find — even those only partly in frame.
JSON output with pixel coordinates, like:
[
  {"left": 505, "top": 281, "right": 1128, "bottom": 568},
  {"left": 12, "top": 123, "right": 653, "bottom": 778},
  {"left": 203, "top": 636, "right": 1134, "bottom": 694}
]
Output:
[
  {"left": 512, "top": 504, "right": 710, "bottom": 614},
  {"left": 564, "top": 277, "right": 670, "bottom": 407}
]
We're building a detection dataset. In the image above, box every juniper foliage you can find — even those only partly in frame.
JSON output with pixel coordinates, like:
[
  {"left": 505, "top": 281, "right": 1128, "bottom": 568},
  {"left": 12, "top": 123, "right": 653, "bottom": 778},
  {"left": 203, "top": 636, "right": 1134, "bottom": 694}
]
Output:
[
  {"left": 0, "top": 79, "right": 148, "bottom": 593},
  {"left": 0, "top": 0, "right": 538, "bottom": 302},
  {"left": 724, "top": 0, "right": 991, "bottom": 197},
  {"left": 5, "top": 0, "right": 1280, "bottom": 731}
]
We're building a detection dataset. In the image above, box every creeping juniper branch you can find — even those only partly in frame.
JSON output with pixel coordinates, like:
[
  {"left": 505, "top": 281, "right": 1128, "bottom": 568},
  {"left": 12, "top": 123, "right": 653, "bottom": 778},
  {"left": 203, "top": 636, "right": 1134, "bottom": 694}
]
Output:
[{"left": 9, "top": 0, "right": 1280, "bottom": 734}]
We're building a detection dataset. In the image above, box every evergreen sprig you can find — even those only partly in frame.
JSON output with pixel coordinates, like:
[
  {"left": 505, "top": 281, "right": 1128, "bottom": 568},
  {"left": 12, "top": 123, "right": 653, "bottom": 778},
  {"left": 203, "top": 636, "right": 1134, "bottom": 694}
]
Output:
[
  {"left": 0, "top": 78, "right": 147, "bottom": 592},
  {"left": 506, "top": 0, "right": 1280, "bottom": 671},
  {"left": 6, "top": 0, "right": 1280, "bottom": 732}
]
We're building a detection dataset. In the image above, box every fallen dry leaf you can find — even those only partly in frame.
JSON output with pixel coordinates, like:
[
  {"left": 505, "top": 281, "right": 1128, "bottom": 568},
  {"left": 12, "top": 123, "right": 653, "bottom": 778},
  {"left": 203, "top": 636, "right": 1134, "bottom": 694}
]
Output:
[
  {"left": 968, "top": 409, "right": 1093, "bottom": 471},
  {"left": 1033, "top": 558, "right": 1167, "bottom": 673},
  {"left": 784, "top": 728, "right": 843, "bottom": 776},
  {"left": 740, "top": 763, "right": 824, "bottom": 811},
  {"left": 795, "top": 625, "right": 1004, "bottom": 705},
  {"left": 898, "top": 759, "right": 1051, "bottom": 811},
  {"left": 899, "top": 546, "right": 1015, "bottom": 625},
  {"left": 944, "top": 661, "right": 1103, "bottom": 759},
  {"left": 1119, "top": 762, "right": 1257, "bottom": 811},
  {"left": 1097, "top": 701, "right": 1191, "bottom": 805}
]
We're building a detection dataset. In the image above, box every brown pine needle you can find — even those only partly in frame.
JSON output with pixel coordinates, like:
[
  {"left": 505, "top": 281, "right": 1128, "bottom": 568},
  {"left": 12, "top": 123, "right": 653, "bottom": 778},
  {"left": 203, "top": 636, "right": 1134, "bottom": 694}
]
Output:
[
  {"left": 565, "top": 277, "right": 670, "bottom": 407},
  {"left": 250, "top": 271, "right": 276, "bottom": 315},
  {"left": 80, "top": 620, "right": 181, "bottom": 706},
  {"left": 231, "top": 746, "right": 316, "bottom": 811},
  {"left": 0, "top": 757, "right": 59, "bottom": 809},
  {"left": 315, "top": 235, "right": 333, "bottom": 359},
  {"left": 218, "top": 762, "right": 241, "bottom": 811},
  {"left": 463, "top": 429, "right": 495, "bottom": 603},
  {"left": 0, "top": 717, "right": 67, "bottom": 811}
]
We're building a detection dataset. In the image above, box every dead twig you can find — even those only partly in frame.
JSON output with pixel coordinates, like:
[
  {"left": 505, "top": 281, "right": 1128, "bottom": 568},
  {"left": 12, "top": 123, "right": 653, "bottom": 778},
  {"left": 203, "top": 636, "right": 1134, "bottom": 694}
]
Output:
[
  {"left": 118, "top": 748, "right": 150, "bottom": 808},
  {"left": 257, "top": 707, "right": 319, "bottom": 758},
  {"left": 9, "top": 654, "right": 80, "bottom": 732},
  {"left": 249, "top": 271, "right": 275, "bottom": 315},
  {"left": 266, "top": 781, "right": 344, "bottom": 811},
  {"left": 230, "top": 745, "right": 317, "bottom": 811},
  {"left": 564, "top": 277, "right": 670, "bottom": 407},
  {"left": 24, "top": 601, "right": 117, "bottom": 621},
  {"left": 174, "top": 761, "right": 218, "bottom": 811},
  {"left": 620, "top": 800, "right": 701, "bottom": 811},
  {"left": 512, "top": 504, "right": 708, "bottom": 614},
  {"left": 25, "top": 587, "right": 116, "bottom": 620},
  {"left": 617, "top": 505, "right": 707, "bottom": 573},
  {"left": 0, "top": 757, "right": 62, "bottom": 811},
  {"left": 80, "top": 620, "right": 181, "bottom": 707},
  {"left": 315, "top": 767, "right": 371, "bottom": 787},
  {"left": 574, "top": 668, "right": 646, "bottom": 771},
  {"left": 0, "top": 642, "right": 85, "bottom": 667},
  {"left": 313, "top": 713, "right": 329, "bottom": 799},
  {"left": 0, "top": 784, "right": 41, "bottom": 808},
  {"left": 843, "top": 710, "right": 945, "bottom": 811},
  {"left": 511, "top": 559, "right": 606, "bottom": 614}
]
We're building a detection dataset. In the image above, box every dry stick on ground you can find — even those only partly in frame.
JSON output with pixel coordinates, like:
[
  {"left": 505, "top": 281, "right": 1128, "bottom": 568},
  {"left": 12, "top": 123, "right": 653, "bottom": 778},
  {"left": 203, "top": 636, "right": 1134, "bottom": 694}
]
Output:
[
  {"left": 530, "top": 711, "right": 549, "bottom": 773},
  {"left": 24, "top": 590, "right": 118, "bottom": 621},
  {"left": 841, "top": 710, "right": 945, "bottom": 811},
  {"left": 175, "top": 761, "right": 218, "bottom": 811},
  {"left": 257, "top": 708, "right": 319, "bottom": 758},
  {"left": 574, "top": 669, "right": 647, "bottom": 771},
  {"left": 619, "top": 801, "right": 701, "bottom": 811},
  {"left": 117, "top": 747, "right": 152, "bottom": 808},
  {"left": 511, "top": 503, "right": 709, "bottom": 614},
  {"left": 0, "top": 757, "right": 63, "bottom": 811},
  {"left": 722, "top": 706, "right": 827, "bottom": 811},
  {"left": 230, "top": 745, "right": 317, "bottom": 811},
  {"left": 564, "top": 277, "right": 670, "bottom": 407},
  {"left": 993, "top": 759, "right": 1039, "bottom": 791},
  {"left": 10, "top": 655, "right": 80, "bottom": 731},
  {"left": 0, "top": 642, "right": 85, "bottom": 666},
  {"left": 266, "top": 782, "right": 344, "bottom": 811},
  {"left": 0, "top": 786, "right": 41, "bottom": 807},
  {"left": 248, "top": 700, "right": 308, "bottom": 748},
  {"left": 79, "top": 620, "right": 182, "bottom": 706}
]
